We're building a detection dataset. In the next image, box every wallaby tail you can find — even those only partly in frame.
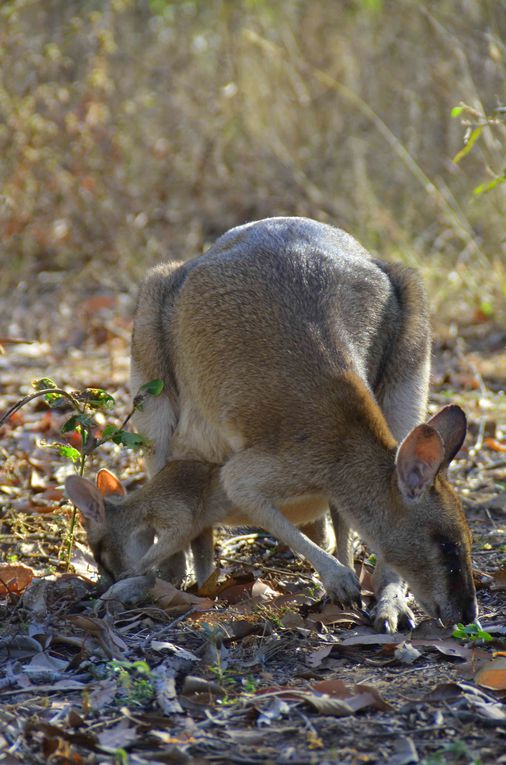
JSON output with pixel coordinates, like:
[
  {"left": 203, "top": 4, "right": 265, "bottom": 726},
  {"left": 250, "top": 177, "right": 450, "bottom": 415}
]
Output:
[{"left": 132, "top": 261, "right": 187, "bottom": 414}]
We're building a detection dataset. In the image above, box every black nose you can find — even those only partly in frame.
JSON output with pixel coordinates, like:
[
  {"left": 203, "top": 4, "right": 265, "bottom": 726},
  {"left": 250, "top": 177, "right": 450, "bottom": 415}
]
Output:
[{"left": 462, "top": 597, "right": 477, "bottom": 624}]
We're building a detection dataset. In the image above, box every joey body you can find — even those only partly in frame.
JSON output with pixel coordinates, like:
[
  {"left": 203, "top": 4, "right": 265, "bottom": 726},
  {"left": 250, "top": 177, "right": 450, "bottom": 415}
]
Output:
[{"left": 69, "top": 217, "right": 477, "bottom": 630}]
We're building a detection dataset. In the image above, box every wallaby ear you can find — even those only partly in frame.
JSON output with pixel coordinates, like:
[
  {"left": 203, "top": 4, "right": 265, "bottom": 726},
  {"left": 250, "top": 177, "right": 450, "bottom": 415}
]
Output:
[
  {"left": 395, "top": 424, "right": 445, "bottom": 501},
  {"left": 65, "top": 475, "right": 106, "bottom": 524},
  {"left": 426, "top": 404, "right": 467, "bottom": 467},
  {"left": 96, "top": 468, "right": 126, "bottom": 497}
]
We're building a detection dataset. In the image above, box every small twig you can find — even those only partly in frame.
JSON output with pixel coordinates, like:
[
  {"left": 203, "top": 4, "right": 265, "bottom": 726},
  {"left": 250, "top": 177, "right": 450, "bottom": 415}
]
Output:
[
  {"left": 221, "top": 532, "right": 270, "bottom": 546},
  {"left": 0, "top": 337, "right": 33, "bottom": 344},
  {"left": 0, "top": 388, "right": 81, "bottom": 427},
  {"left": 0, "top": 684, "right": 85, "bottom": 697},
  {"left": 92, "top": 404, "right": 137, "bottom": 450},
  {"left": 483, "top": 458, "right": 506, "bottom": 470},
  {"left": 218, "top": 554, "right": 316, "bottom": 582}
]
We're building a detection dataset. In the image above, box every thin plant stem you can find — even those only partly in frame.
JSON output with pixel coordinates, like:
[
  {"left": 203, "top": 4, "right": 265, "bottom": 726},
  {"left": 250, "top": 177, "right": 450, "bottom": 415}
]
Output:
[{"left": 0, "top": 388, "right": 81, "bottom": 427}]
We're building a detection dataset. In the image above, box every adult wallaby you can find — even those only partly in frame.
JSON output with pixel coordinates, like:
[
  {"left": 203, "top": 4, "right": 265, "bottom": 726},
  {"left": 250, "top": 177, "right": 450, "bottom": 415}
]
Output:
[{"left": 71, "top": 217, "right": 477, "bottom": 631}]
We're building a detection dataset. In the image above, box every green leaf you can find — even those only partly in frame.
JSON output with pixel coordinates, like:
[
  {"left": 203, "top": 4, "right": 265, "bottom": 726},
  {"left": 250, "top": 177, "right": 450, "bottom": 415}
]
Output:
[
  {"left": 133, "top": 379, "right": 165, "bottom": 411},
  {"left": 479, "top": 300, "right": 494, "bottom": 318},
  {"left": 78, "top": 388, "right": 115, "bottom": 409},
  {"left": 139, "top": 379, "right": 164, "bottom": 397},
  {"left": 452, "top": 622, "right": 493, "bottom": 642},
  {"left": 473, "top": 173, "right": 506, "bottom": 196},
  {"left": 101, "top": 423, "right": 120, "bottom": 441},
  {"left": 31, "top": 377, "right": 65, "bottom": 406},
  {"left": 451, "top": 106, "right": 464, "bottom": 118},
  {"left": 41, "top": 441, "right": 82, "bottom": 464},
  {"left": 112, "top": 431, "right": 149, "bottom": 449},
  {"left": 361, "top": 0, "right": 383, "bottom": 11},
  {"left": 32, "top": 377, "right": 57, "bottom": 391},
  {"left": 61, "top": 413, "right": 94, "bottom": 433},
  {"left": 452, "top": 126, "right": 483, "bottom": 164}
]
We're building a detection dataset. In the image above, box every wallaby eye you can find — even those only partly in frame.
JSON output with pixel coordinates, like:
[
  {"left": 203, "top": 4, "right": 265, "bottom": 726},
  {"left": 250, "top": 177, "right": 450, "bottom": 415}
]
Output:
[
  {"left": 438, "top": 538, "right": 461, "bottom": 576},
  {"left": 440, "top": 540, "right": 458, "bottom": 555},
  {"left": 94, "top": 539, "right": 116, "bottom": 582}
]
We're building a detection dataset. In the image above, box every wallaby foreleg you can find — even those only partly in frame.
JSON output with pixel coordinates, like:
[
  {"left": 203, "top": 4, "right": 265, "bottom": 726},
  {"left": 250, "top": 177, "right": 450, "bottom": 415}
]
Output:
[
  {"left": 331, "top": 503, "right": 414, "bottom": 632},
  {"left": 221, "top": 452, "right": 362, "bottom": 607},
  {"left": 372, "top": 557, "right": 415, "bottom": 633}
]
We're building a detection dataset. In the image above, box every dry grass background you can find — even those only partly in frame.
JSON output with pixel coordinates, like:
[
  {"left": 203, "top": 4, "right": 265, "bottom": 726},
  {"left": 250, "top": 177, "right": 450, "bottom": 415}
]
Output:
[{"left": 0, "top": 0, "right": 505, "bottom": 332}]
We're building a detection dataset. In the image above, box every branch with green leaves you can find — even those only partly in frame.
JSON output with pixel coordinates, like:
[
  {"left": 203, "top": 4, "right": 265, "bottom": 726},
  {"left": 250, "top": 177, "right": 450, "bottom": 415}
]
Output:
[
  {"left": 451, "top": 103, "right": 506, "bottom": 196},
  {"left": 0, "top": 376, "right": 164, "bottom": 568}
]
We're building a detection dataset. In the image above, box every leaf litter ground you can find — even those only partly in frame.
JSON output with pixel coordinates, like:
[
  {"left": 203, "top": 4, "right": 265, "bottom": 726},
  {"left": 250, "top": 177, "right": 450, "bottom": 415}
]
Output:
[{"left": 0, "top": 292, "right": 505, "bottom": 765}]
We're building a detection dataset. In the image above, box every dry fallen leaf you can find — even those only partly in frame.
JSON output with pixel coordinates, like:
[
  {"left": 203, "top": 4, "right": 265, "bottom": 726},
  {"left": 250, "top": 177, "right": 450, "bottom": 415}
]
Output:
[
  {"left": 393, "top": 642, "right": 422, "bottom": 665},
  {"left": 196, "top": 567, "right": 221, "bottom": 597},
  {"left": 67, "top": 615, "right": 127, "bottom": 659},
  {"left": 340, "top": 633, "right": 402, "bottom": 647},
  {"left": 306, "top": 644, "right": 333, "bottom": 668},
  {"left": 100, "top": 575, "right": 155, "bottom": 609},
  {"left": 484, "top": 437, "right": 506, "bottom": 453},
  {"left": 475, "top": 657, "right": 506, "bottom": 690},
  {"left": 305, "top": 603, "right": 368, "bottom": 627},
  {"left": 151, "top": 578, "right": 214, "bottom": 612},
  {"left": 215, "top": 576, "right": 280, "bottom": 605},
  {"left": 301, "top": 694, "right": 354, "bottom": 716},
  {"left": 490, "top": 567, "right": 506, "bottom": 591},
  {"left": 0, "top": 563, "right": 34, "bottom": 595},
  {"left": 311, "top": 679, "right": 392, "bottom": 712},
  {"left": 412, "top": 639, "right": 490, "bottom": 662},
  {"left": 255, "top": 678, "right": 391, "bottom": 717}
]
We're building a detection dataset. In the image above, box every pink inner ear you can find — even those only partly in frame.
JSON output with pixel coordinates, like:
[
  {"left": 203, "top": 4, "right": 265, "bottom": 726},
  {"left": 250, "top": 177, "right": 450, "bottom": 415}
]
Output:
[
  {"left": 96, "top": 468, "right": 126, "bottom": 497},
  {"left": 412, "top": 428, "right": 445, "bottom": 466},
  {"left": 396, "top": 424, "right": 445, "bottom": 499}
]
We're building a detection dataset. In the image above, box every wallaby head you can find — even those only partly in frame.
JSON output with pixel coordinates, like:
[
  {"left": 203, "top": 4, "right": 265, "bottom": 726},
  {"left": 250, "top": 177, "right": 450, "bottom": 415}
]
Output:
[
  {"left": 65, "top": 461, "right": 227, "bottom": 587},
  {"left": 65, "top": 469, "right": 154, "bottom": 587},
  {"left": 379, "top": 404, "right": 476, "bottom": 626}
]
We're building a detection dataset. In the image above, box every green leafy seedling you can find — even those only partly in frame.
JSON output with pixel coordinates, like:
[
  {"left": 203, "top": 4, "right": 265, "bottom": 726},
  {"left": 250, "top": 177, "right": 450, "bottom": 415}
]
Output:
[
  {"left": 107, "top": 660, "right": 155, "bottom": 707},
  {"left": 421, "top": 740, "right": 481, "bottom": 765},
  {"left": 0, "top": 376, "right": 165, "bottom": 569},
  {"left": 452, "top": 622, "right": 492, "bottom": 643}
]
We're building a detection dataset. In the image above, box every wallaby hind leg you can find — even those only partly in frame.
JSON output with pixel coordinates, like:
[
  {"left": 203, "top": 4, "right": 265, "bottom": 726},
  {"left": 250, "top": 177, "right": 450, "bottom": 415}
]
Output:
[
  {"left": 329, "top": 504, "right": 355, "bottom": 570},
  {"left": 157, "top": 551, "right": 187, "bottom": 588},
  {"left": 191, "top": 528, "right": 215, "bottom": 588},
  {"left": 221, "top": 450, "right": 361, "bottom": 607},
  {"left": 300, "top": 515, "right": 335, "bottom": 555}
]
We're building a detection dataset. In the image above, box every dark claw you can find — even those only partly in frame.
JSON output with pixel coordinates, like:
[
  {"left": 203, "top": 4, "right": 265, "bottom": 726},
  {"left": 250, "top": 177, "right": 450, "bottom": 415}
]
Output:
[
  {"left": 353, "top": 595, "right": 364, "bottom": 611},
  {"left": 399, "top": 614, "right": 416, "bottom": 632}
]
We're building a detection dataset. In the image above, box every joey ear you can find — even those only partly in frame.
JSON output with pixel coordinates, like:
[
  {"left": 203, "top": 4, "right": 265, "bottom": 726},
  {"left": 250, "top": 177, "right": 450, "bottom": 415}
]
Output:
[
  {"left": 426, "top": 405, "right": 467, "bottom": 467},
  {"left": 395, "top": 424, "right": 445, "bottom": 501},
  {"left": 96, "top": 468, "right": 126, "bottom": 497},
  {"left": 65, "top": 475, "right": 106, "bottom": 524}
]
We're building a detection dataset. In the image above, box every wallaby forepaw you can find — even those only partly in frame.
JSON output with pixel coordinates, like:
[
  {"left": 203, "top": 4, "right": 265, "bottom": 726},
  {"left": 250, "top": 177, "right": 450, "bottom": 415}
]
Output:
[
  {"left": 322, "top": 567, "right": 362, "bottom": 609},
  {"left": 372, "top": 598, "right": 415, "bottom": 633}
]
